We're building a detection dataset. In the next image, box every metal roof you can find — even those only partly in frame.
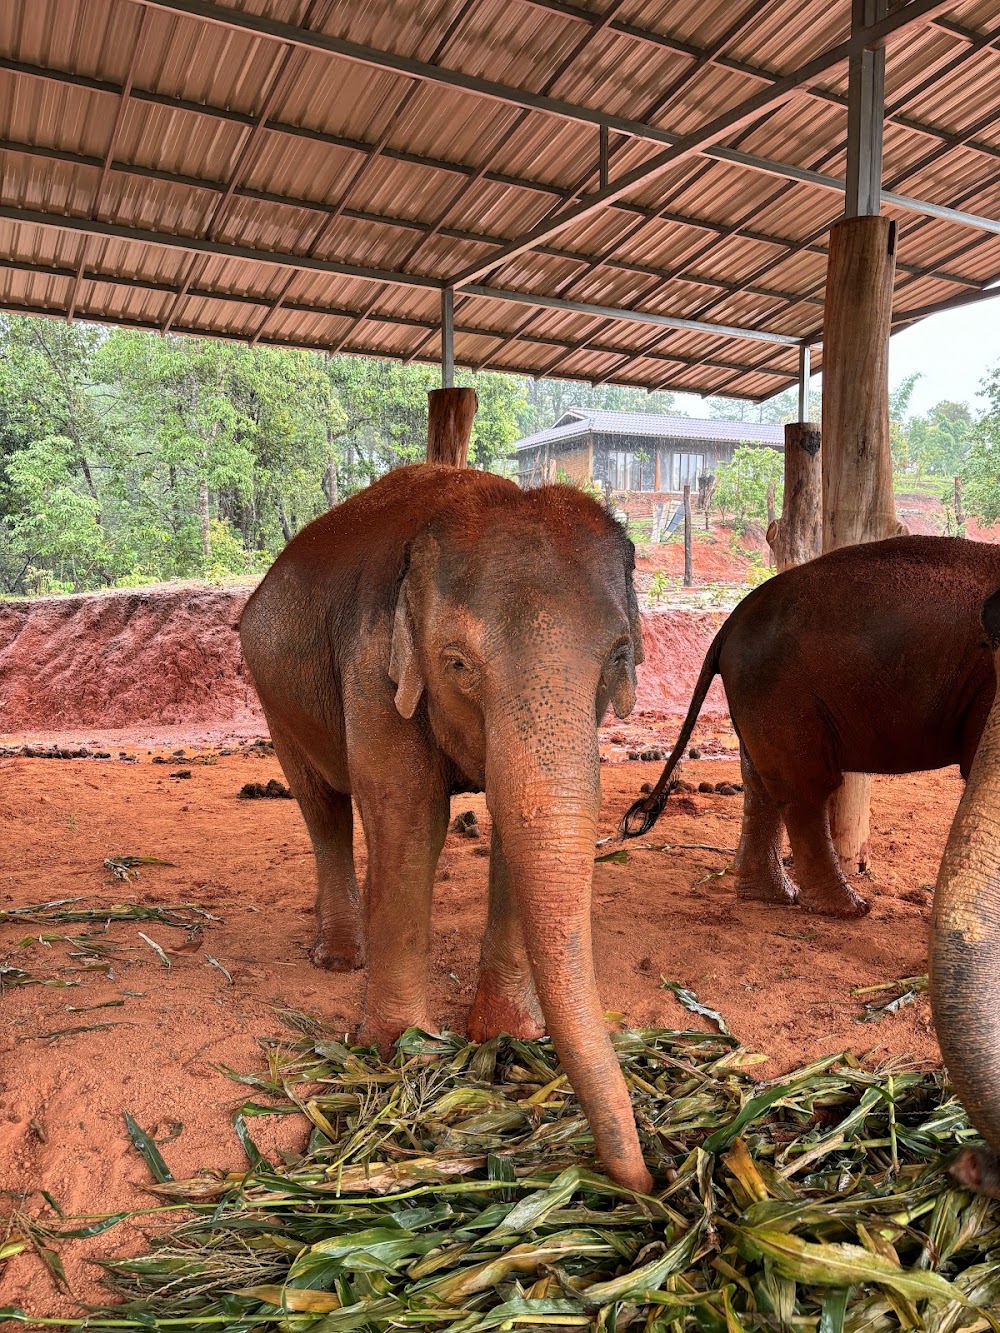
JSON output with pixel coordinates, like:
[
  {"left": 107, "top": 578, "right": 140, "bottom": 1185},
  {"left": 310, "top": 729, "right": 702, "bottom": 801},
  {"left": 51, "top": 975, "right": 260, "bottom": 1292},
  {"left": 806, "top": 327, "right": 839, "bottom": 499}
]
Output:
[
  {"left": 0, "top": 0, "right": 997, "bottom": 399},
  {"left": 514, "top": 408, "right": 786, "bottom": 449}
]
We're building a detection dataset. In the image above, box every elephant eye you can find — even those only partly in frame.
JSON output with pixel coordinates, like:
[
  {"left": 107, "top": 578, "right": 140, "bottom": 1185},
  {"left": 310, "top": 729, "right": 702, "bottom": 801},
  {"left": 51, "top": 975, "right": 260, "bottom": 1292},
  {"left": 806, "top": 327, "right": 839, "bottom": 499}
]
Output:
[{"left": 442, "top": 649, "right": 476, "bottom": 684}]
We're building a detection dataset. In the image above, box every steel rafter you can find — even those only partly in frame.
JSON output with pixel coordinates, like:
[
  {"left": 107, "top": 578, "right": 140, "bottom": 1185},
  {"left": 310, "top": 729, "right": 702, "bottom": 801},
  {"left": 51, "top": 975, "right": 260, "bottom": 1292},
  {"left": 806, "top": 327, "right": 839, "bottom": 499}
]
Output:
[
  {"left": 66, "top": 7, "right": 151, "bottom": 322},
  {"left": 323, "top": 0, "right": 634, "bottom": 358},
  {"left": 0, "top": 252, "right": 799, "bottom": 381},
  {"left": 0, "top": 294, "right": 780, "bottom": 400},
  {"left": 248, "top": 0, "right": 481, "bottom": 345},
  {"left": 124, "top": 0, "right": 997, "bottom": 244},
  {"left": 403, "top": 0, "right": 774, "bottom": 375},
  {"left": 0, "top": 134, "right": 843, "bottom": 307},
  {"left": 160, "top": 0, "right": 335, "bottom": 334},
  {"left": 0, "top": 202, "right": 822, "bottom": 350}
]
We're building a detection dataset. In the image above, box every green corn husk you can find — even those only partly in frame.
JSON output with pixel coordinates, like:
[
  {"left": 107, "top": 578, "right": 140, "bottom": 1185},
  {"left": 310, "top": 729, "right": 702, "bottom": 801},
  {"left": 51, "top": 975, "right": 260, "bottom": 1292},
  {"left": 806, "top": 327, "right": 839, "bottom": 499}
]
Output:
[{"left": 8, "top": 1026, "right": 1000, "bottom": 1331}]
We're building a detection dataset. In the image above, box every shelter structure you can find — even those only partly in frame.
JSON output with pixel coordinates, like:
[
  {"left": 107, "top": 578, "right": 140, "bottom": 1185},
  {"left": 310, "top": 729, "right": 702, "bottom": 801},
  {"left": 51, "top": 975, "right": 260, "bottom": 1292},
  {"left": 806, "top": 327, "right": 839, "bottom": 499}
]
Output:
[
  {"left": 514, "top": 409, "right": 784, "bottom": 493},
  {"left": 0, "top": 0, "right": 998, "bottom": 863}
]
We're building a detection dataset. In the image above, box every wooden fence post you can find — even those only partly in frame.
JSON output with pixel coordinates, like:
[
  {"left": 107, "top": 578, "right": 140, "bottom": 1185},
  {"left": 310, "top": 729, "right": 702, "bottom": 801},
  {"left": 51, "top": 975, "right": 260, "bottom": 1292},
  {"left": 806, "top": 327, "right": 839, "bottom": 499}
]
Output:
[
  {"left": 683, "top": 484, "right": 693, "bottom": 587},
  {"left": 822, "top": 214, "right": 905, "bottom": 875},
  {"left": 766, "top": 424, "right": 823, "bottom": 572},
  {"left": 426, "top": 388, "right": 478, "bottom": 466}
]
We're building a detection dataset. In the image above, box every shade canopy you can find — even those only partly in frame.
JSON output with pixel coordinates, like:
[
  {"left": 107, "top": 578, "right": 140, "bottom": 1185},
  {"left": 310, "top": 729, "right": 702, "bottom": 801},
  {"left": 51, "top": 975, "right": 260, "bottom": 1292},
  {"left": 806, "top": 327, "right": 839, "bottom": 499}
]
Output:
[{"left": 0, "top": 0, "right": 997, "bottom": 399}]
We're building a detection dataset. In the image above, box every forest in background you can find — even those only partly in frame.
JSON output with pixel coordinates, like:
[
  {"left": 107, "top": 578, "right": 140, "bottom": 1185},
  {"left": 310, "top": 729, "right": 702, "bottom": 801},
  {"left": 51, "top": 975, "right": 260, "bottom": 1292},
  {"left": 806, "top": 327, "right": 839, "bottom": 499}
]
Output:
[{"left": 0, "top": 312, "right": 993, "bottom": 596}]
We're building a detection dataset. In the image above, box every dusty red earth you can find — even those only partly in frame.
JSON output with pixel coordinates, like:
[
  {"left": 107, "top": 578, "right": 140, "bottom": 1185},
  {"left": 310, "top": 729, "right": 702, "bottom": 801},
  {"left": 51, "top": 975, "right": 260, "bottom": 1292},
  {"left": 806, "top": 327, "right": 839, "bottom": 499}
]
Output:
[
  {"left": 0, "top": 744, "right": 957, "bottom": 1317},
  {"left": 0, "top": 589, "right": 728, "bottom": 736},
  {"left": 0, "top": 549, "right": 977, "bottom": 1318}
]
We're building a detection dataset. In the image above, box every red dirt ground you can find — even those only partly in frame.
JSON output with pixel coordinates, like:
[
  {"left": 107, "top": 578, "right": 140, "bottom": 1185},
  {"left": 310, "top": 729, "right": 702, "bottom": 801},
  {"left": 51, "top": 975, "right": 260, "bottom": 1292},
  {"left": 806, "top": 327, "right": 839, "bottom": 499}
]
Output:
[
  {"left": 0, "top": 557, "right": 974, "bottom": 1318},
  {"left": 0, "top": 742, "right": 957, "bottom": 1317}
]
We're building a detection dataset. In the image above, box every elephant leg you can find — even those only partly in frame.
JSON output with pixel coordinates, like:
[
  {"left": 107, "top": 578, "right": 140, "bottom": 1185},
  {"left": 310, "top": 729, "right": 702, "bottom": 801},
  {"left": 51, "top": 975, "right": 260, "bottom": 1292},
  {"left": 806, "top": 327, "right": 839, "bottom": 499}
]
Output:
[
  {"left": 355, "top": 780, "right": 449, "bottom": 1050},
  {"left": 468, "top": 828, "right": 545, "bottom": 1041},
  {"left": 781, "top": 799, "right": 870, "bottom": 918},
  {"left": 733, "top": 745, "right": 797, "bottom": 905},
  {"left": 268, "top": 726, "right": 364, "bottom": 971}
]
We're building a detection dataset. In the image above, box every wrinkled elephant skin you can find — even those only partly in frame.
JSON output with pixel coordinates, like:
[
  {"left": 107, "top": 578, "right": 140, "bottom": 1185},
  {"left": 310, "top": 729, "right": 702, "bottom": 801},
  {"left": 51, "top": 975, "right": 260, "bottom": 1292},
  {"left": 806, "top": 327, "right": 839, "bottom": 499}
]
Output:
[
  {"left": 240, "top": 464, "right": 651, "bottom": 1191},
  {"left": 625, "top": 537, "right": 1000, "bottom": 918}
]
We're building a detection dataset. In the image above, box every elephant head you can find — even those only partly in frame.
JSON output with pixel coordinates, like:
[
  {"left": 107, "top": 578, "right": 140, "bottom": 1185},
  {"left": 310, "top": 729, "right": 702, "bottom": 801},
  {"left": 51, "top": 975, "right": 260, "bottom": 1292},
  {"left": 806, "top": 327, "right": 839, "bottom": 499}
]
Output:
[
  {"left": 931, "top": 587, "right": 1000, "bottom": 1195},
  {"left": 388, "top": 482, "right": 650, "bottom": 1191}
]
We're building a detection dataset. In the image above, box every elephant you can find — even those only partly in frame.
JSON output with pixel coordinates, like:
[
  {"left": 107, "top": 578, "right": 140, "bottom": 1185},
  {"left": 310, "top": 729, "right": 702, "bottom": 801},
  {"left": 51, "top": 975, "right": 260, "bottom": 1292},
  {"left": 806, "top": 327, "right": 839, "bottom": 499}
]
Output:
[
  {"left": 239, "top": 462, "right": 652, "bottom": 1192},
  {"left": 931, "top": 586, "right": 1000, "bottom": 1199},
  {"left": 622, "top": 535, "right": 1000, "bottom": 918}
]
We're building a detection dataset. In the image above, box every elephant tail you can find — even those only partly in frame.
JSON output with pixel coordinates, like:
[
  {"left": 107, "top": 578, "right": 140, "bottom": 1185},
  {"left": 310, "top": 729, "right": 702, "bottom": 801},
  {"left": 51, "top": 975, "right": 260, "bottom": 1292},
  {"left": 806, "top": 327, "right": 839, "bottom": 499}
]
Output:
[{"left": 619, "top": 626, "right": 725, "bottom": 838}]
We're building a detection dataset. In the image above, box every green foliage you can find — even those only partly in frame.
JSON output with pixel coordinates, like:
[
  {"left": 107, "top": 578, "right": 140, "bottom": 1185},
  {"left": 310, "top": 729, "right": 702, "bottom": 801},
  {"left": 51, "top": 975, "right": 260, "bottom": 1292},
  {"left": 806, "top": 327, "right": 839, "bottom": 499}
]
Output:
[
  {"left": 648, "top": 570, "right": 670, "bottom": 602},
  {"left": 713, "top": 446, "right": 784, "bottom": 532},
  {"left": 522, "top": 380, "right": 676, "bottom": 432},
  {"left": 960, "top": 367, "right": 1000, "bottom": 526},
  {"left": 0, "top": 317, "right": 529, "bottom": 595}
]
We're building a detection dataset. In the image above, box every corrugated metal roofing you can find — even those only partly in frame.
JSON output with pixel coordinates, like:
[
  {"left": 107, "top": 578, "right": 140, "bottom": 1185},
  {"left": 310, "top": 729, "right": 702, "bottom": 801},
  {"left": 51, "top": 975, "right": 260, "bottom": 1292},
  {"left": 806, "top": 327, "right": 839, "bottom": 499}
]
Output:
[
  {"left": 514, "top": 407, "right": 786, "bottom": 449},
  {"left": 0, "top": 0, "right": 996, "bottom": 399}
]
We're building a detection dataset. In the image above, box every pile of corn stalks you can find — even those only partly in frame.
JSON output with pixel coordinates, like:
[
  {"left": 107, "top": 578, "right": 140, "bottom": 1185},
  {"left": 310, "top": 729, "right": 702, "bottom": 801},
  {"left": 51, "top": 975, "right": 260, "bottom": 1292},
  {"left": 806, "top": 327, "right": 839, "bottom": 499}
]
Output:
[{"left": 5, "top": 1024, "right": 1000, "bottom": 1331}]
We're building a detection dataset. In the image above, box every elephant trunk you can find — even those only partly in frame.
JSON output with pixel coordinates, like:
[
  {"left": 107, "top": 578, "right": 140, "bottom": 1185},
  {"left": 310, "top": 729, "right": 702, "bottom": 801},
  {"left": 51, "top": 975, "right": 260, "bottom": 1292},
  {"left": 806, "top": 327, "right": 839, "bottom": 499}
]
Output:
[
  {"left": 487, "top": 692, "right": 652, "bottom": 1193},
  {"left": 930, "top": 590, "right": 1000, "bottom": 1196}
]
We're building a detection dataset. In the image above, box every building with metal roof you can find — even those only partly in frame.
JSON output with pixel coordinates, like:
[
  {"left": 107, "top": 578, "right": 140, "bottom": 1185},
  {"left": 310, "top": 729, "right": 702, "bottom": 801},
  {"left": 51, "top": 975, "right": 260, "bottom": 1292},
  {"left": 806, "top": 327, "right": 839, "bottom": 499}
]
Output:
[{"left": 514, "top": 408, "right": 785, "bottom": 491}]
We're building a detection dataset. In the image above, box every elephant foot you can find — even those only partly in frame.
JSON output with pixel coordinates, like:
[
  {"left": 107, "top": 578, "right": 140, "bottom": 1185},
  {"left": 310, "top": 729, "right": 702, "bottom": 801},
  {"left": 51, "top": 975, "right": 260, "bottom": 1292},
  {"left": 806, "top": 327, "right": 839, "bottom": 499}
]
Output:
[
  {"left": 735, "top": 871, "right": 798, "bottom": 906},
  {"left": 797, "top": 880, "right": 870, "bottom": 918},
  {"left": 310, "top": 934, "right": 365, "bottom": 971},
  {"left": 468, "top": 972, "right": 545, "bottom": 1042}
]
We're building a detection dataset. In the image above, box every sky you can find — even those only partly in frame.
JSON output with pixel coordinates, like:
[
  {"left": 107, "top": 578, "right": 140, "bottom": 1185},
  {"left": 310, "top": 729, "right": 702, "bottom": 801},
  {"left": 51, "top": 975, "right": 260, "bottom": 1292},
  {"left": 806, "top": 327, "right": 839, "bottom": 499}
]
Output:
[{"left": 674, "top": 291, "right": 999, "bottom": 420}]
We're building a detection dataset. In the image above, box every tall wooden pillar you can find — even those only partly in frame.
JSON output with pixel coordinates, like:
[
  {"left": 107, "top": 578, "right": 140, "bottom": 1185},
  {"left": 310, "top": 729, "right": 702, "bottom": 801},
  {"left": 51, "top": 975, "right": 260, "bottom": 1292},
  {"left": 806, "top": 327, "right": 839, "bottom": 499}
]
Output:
[
  {"left": 767, "top": 422, "right": 822, "bottom": 572},
  {"left": 426, "top": 388, "right": 478, "bottom": 467},
  {"left": 822, "top": 214, "right": 905, "bottom": 872}
]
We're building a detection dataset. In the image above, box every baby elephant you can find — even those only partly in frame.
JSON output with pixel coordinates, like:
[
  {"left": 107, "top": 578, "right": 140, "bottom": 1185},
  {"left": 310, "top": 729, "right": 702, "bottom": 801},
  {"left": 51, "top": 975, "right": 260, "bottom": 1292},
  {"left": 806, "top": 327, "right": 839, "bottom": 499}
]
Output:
[{"left": 240, "top": 464, "right": 651, "bottom": 1191}]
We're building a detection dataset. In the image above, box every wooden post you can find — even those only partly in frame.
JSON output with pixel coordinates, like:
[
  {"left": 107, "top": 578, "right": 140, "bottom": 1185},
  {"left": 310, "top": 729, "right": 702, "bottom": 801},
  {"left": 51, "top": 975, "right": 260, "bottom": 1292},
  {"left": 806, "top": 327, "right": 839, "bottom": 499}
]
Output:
[
  {"left": 426, "top": 388, "right": 478, "bottom": 467},
  {"left": 682, "top": 484, "right": 693, "bottom": 587},
  {"left": 822, "top": 214, "right": 905, "bottom": 874},
  {"left": 766, "top": 423, "right": 823, "bottom": 572},
  {"left": 955, "top": 476, "right": 966, "bottom": 537},
  {"left": 654, "top": 448, "right": 661, "bottom": 492}
]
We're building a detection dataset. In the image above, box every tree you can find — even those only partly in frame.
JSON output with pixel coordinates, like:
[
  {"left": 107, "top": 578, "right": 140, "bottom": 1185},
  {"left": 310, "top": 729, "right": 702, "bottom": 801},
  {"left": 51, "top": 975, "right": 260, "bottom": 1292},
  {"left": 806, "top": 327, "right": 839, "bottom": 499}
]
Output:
[
  {"left": 521, "top": 380, "right": 676, "bottom": 433},
  {"left": 908, "top": 400, "right": 975, "bottom": 476},
  {"left": 326, "top": 359, "right": 526, "bottom": 486},
  {"left": 960, "top": 368, "right": 1000, "bottom": 525},
  {"left": 705, "top": 386, "right": 826, "bottom": 426},
  {"left": 713, "top": 446, "right": 785, "bottom": 532}
]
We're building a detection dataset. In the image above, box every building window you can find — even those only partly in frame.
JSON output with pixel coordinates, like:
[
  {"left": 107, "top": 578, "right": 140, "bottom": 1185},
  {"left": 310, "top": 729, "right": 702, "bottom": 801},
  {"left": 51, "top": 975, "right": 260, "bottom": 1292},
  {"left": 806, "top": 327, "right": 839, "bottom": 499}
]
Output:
[
  {"left": 669, "top": 451, "right": 705, "bottom": 491},
  {"left": 608, "top": 448, "right": 644, "bottom": 491}
]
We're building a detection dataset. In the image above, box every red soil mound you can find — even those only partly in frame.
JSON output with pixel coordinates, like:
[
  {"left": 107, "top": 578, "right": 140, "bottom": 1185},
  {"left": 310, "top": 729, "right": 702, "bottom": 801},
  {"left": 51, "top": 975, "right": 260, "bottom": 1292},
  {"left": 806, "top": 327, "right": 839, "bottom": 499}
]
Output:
[
  {"left": 0, "top": 586, "right": 260, "bottom": 734},
  {"left": 0, "top": 588, "right": 728, "bottom": 736}
]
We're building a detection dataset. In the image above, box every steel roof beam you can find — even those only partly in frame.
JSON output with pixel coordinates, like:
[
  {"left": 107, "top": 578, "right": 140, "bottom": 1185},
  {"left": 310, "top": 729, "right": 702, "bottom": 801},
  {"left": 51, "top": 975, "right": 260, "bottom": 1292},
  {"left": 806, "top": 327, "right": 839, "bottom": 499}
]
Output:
[
  {"left": 0, "top": 294, "right": 772, "bottom": 400},
  {"left": 0, "top": 253, "right": 796, "bottom": 380},
  {"left": 0, "top": 132, "right": 834, "bottom": 306},
  {"left": 462, "top": 284, "right": 806, "bottom": 344},
  {"left": 0, "top": 202, "right": 811, "bottom": 348},
  {"left": 0, "top": 204, "right": 442, "bottom": 289},
  {"left": 3, "top": 56, "right": 993, "bottom": 280},
  {"left": 126, "top": 0, "right": 993, "bottom": 247}
]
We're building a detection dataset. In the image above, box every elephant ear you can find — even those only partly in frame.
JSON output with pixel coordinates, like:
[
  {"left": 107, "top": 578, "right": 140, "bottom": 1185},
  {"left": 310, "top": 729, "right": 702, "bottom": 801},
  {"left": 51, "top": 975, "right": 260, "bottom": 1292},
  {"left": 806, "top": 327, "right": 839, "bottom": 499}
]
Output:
[
  {"left": 389, "top": 557, "right": 424, "bottom": 720},
  {"left": 389, "top": 534, "right": 439, "bottom": 719}
]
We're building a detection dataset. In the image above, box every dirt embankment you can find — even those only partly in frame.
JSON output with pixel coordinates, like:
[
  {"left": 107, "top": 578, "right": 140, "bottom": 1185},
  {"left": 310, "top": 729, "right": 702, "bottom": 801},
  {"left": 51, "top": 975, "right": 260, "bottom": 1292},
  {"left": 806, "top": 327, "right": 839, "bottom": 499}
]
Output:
[{"left": 0, "top": 587, "right": 728, "bottom": 736}]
